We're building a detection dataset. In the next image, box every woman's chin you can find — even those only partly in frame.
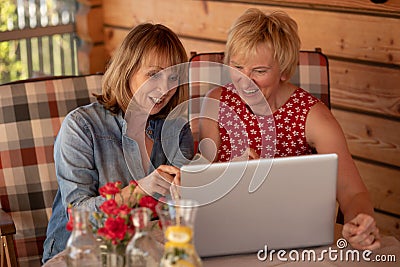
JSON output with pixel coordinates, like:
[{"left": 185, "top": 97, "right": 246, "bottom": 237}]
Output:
[
  {"left": 239, "top": 93, "right": 263, "bottom": 106},
  {"left": 149, "top": 104, "right": 165, "bottom": 116}
]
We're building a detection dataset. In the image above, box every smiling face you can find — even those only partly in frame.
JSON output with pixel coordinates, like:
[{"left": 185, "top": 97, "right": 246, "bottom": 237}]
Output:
[
  {"left": 229, "top": 43, "right": 288, "bottom": 113},
  {"left": 129, "top": 56, "right": 179, "bottom": 116}
]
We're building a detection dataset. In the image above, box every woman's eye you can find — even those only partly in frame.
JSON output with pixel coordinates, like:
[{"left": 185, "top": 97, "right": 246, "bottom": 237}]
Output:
[
  {"left": 234, "top": 65, "right": 243, "bottom": 70},
  {"left": 149, "top": 71, "right": 161, "bottom": 79},
  {"left": 168, "top": 74, "right": 179, "bottom": 82},
  {"left": 254, "top": 69, "right": 267, "bottom": 75}
]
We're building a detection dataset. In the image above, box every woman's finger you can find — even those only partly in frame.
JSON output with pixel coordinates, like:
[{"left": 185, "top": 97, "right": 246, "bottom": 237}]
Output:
[
  {"left": 157, "top": 164, "right": 180, "bottom": 175},
  {"left": 247, "top": 148, "right": 260, "bottom": 159}
]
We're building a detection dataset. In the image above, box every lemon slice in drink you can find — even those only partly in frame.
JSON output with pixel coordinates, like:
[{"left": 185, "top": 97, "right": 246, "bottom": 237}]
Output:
[{"left": 165, "top": 226, "right": 192, "bottom": 243}]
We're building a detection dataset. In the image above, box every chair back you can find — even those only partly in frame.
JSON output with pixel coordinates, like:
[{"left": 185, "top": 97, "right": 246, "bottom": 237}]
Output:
[
  {"left": 188, "top": 50, "right": 330, "bottom": 151},
  {"left": 0, "top": 74, "right": 102, "bottom": 267}
]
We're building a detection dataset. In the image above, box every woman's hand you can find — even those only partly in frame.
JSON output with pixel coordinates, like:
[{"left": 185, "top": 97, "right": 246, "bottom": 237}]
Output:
[
  {"left": 135, "top": 165, "right": 180, "bottom": 197},
  {"left": 342, "top": 213, "right": 381, "bottom": 250}
]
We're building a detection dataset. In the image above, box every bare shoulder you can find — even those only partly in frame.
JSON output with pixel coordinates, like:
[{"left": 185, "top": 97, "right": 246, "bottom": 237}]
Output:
[
  {"left": 205, "top": 86, "right": 223, "bottom": 100},
  {"left": 306, "top": 101, "right": 347, "bottom": 152},
  {"left": 308, "top": 101, "right": 334, "bottom": 120}
]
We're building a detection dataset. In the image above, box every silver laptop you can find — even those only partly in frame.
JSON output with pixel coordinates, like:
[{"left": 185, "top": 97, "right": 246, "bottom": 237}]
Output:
[{"left": 180, "top": 153, "right": 338, "bottom": 257}]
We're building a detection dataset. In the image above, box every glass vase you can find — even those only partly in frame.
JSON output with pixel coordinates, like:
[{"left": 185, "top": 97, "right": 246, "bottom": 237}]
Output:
[
  {"left": 66, "top": 206, "right": 102, "bottom": 267},
  {"left": 156, "top": 199, "right": 202, "bottom": 267},
  {"left": 100, "top": 244, "right": 125, "bottom": 267},
  {"left": 125, "top": 207, "right": 163, "bottom": 267}
]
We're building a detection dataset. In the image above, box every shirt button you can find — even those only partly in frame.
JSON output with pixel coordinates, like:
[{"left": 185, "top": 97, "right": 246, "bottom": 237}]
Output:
[{"left": 147, "top": 129, "right": 153, "bottom": 135}]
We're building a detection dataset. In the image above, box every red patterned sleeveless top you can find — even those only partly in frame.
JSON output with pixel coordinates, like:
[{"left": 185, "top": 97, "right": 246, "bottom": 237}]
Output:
[{"left": 217, "top": 83, "right": 320, "bottom": 162}]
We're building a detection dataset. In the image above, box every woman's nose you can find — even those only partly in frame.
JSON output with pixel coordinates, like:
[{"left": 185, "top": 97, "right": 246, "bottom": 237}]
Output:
[
  {"left": 237, "top": 76, "right": 253, "bottom": 89},
  {"left": 237, "top": 69, "right": 255, "bottom": 86},
  {"left": 157, "top": 76, "right": 170, "bottom": 94}
]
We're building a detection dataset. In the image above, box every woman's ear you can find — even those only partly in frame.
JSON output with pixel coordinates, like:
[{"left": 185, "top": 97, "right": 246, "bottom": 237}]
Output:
[{"left": 280, "top": 72, "right": 289, "bottom": 82}]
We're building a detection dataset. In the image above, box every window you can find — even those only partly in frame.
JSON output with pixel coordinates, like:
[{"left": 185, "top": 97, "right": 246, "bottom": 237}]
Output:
[{"left": 0, "top": 0, "right": 78, "bottom": 84}]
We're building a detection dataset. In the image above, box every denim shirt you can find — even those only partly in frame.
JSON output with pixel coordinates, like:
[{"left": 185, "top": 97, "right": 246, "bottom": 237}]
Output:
[{"left": 42, "top": 102, "right": 194, "bottom": 263}]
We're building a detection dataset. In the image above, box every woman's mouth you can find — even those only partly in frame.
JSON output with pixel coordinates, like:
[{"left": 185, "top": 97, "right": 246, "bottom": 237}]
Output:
[{"left": 242, "top": 88, "right": 258, "bottom": 95}]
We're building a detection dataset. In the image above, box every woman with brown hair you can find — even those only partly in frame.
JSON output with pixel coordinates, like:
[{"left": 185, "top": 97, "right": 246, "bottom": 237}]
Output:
[{"left": 43, "top": 23, "right": 194, "bottom": 263}]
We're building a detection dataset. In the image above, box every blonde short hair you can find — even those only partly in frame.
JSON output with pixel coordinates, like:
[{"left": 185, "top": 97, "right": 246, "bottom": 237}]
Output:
[
  {"left": 225, "top": 8, "right": 300, "bottom": 79},
  {"left": 97, "top": 23, "right": 188, "bottom": 116}
]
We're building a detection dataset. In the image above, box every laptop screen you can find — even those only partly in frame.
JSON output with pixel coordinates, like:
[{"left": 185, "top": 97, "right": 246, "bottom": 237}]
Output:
[{"left": 180, "top": 153, "right": 338, "bottom": 256}]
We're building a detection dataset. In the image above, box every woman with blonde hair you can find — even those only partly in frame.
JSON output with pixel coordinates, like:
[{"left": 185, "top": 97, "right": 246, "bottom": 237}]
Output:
[{"left": 199, "top": 8, "right": 380, "bottom": 250}]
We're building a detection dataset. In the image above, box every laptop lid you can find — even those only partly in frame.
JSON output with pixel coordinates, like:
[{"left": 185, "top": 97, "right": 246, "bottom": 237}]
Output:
[{"left": 180, "top": 153, "right": 338, "bottom": 257}]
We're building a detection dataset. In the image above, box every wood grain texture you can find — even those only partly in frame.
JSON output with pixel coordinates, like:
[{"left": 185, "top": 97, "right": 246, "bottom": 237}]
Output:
[
  {"left": 330, "top": 60, "right": 400, "bottom": 119},
  {"left": 375, "top": 211, "right": 400, "bottom": 239},
  {"left": 356, "top": 160, "right": 400, "bottom": 216},
  {"left": 332, "top": 109, "right": 400, "bottom": 167},
  {"left": 104, "top": 27, "right": 226, "bottom": 59},
  {"left": 76, "top": 5, "right": 104, "bottom": 43},
  {"left": 77, "top": 0, "right": 102, "bottom": 6},
  {"left": 103, "top": 0, "right": 400, "bottom": 65},
  {"left": 228, "top": 0, "right": 400, "bottom": 14},
  {"left": 104, "top": 27, "right": 127, "bottom": 58},
  {"left": 77, "top": 42, "right": 106, "bottom": 74}
]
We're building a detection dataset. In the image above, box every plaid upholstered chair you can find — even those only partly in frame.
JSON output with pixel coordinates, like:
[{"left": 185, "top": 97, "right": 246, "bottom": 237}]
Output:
[
  {"left": 188, "top": 49, "right": 330, "bottom": 152},
  {"left": 0, "top": 74, "right": 102, "bottom": 267}
]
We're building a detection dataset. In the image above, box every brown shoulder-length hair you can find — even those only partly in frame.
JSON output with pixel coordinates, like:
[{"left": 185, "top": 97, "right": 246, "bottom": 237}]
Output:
[
  {"left": 96, "top": 23, "right": 188, "bottom": 117},
  {"left": 225, "top": 8, "right": 300, "bottom": 80}
]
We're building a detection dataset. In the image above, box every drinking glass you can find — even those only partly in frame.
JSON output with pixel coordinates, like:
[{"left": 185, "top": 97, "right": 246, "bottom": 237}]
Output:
[{"left": 156, "top": 199, "right": 202, "bottom": 267}]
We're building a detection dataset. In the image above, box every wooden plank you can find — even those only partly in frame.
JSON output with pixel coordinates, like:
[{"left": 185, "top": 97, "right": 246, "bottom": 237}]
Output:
[
  {"left": 104, "top": 27, "right": 226, "bottom": 58},
  {"left": 332, "top": 109, "right": 400, "bottom": 167},
  {"left": 77, "top": 0, "right": 102, "bottom": 6},
  {"left": 76, "top": 5, "right": 104, "bottom": 43},
  {"left": 0, "top": 209, "right": 16, "bottom": 235},
  {"left": 355, "top": 160, "right": 400, "bottom": 216},
  {"left": 375, "top": 211, "right": 400, "bottom": 239},
  {"left": 329, "top": 59, "right": 400, "bottom": 119},
  {"left": 77, "top": 42, "right": 106, "bottom": 74},
  {"left": 229, "top": 0, "right": 400, "bottom": 14},
  {"left": 103, "top": 0, "right": 400, "bottom": 65},
  {"left": 104, "top": 27, "right": 127, "bottom": 58},
  {"left": 181, "top": 38, "right": 225, "bottom": 56}
]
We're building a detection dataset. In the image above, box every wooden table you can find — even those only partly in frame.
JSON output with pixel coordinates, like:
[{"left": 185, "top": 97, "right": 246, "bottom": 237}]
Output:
[{"left": 43, "top": 224, "right": 400, "bottom": 267}]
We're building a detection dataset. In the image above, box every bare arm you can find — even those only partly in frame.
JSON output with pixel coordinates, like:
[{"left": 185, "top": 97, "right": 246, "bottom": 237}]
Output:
[
  {"left": 306, "top": 102, "right": 380, "bottom": 249},
  {"left": 306, "top": 103, "right": 373, "bottom": 220},
  {"left": 198, "top": 87, "right": 223, "bottom": 162}
]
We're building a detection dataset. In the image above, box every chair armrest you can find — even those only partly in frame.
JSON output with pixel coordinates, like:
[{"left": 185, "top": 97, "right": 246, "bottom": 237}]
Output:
[
  {"left": 0, "top": 209, "right": 16, "bottom": 236},
  {"left": 0, "top": 209, "right": 18, "bottom": 267}
]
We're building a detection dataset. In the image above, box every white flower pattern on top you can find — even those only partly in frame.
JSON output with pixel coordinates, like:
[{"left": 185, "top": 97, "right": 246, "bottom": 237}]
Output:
[{"left": 217, "top": 83, "right": 319, "bottom": 161}]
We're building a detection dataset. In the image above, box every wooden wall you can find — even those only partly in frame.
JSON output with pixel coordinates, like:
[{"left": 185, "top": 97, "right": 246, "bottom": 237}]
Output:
[{"left": 81, "top": 0, "right": 400, "bottom": 237}]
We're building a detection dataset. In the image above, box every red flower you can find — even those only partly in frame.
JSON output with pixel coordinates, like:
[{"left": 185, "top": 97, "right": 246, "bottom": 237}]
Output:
[
  {"left": 67, "top": 180, "right": 160, "bottom": 248},
  {"left": 118, "top": 204, "right": 131, "bottom": 216},
  {"left": 139, "top": 196, "right": 158, "bottom": 218},
  {"left": 99, "top": 182, "right": 121, "bottom": 198},
  {"left": 126, "top": 224, "right": 136, "bottom": 237},
  {"left": 100, "top": 199, "right": 119, "bottom": 216},
  {"left": 65, "top": 206, "right": 73, "bottom": 231},
  {"left": 98, "top": 217, "right": 128, "bottom": 244}
]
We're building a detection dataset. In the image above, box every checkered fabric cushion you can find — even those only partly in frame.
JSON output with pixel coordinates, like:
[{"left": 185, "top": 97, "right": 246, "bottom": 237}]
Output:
[
  {"left": 188, "top": 50, "right": 330, "bottom": 150},
  {"left": 0, "top": 74, "right": 102, "bottom": 267},
  {"left": 292, "top": 51, "right": 330, "bottom": 108}
]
